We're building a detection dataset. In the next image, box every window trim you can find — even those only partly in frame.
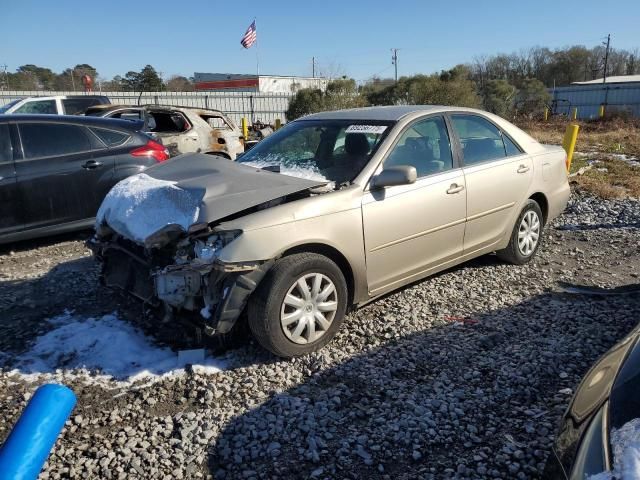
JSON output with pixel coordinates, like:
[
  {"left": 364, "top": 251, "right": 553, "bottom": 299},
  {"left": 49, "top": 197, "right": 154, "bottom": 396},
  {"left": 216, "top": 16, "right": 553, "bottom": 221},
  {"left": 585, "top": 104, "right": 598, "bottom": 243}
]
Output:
[
  {"left": 15, "top": 122, "right": 95, "bottom": 162},
  {"left": 368, "top": 113, "right": 460, "bottom": 188},
  {"left": 0, "top": 123, "right": 15, "bottom": 165},
  {"left": 446, "top": 113, "right": 526, "bottom": 168}
]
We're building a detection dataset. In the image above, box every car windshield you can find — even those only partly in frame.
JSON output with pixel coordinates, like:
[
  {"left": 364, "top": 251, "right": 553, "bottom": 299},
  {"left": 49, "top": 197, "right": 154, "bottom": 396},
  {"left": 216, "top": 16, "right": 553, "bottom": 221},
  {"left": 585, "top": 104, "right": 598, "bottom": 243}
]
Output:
[
  {"left": 0, "top": 99, "right": 22, "bottom": 113},
  {"left": 238, "top": 119, "right": 393, "bottom": 185}
]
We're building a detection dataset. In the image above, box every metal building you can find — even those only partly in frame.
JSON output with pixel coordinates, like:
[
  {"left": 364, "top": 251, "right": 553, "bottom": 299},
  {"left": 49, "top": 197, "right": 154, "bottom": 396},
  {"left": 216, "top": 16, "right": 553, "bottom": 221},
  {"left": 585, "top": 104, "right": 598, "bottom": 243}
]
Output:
[
  {"left": 550, "top": 75, "right": 640, "bottom": 119},
  {"left": 194, "top": 73, "right": 328, "bottom": 93}
]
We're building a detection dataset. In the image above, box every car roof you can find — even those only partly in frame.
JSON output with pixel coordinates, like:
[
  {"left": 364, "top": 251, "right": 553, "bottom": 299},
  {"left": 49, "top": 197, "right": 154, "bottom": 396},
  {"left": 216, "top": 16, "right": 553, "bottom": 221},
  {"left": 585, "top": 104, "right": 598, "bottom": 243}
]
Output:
[
  {"left": 301, "top": 105, "right": 494, "bottom": 121},
  {"left": 10, "top": 95, "right": 109, "bottom": 101},
  {"left": 0, "top": 114, "right": 143, "bottom": 131}
]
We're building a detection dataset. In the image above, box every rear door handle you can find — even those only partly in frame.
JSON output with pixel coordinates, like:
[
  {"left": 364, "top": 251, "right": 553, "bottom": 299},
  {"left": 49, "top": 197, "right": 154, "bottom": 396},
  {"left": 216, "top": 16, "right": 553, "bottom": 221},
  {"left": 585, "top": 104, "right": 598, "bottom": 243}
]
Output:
[
  {"left": 446, "top": 183, "right": 465, "bottom": 194},
  {"left": 82, "top": 160, "right": 103, "bottom": 169},
  {"left": 517, "top": 164, "right": 530, "bottom": 173}
]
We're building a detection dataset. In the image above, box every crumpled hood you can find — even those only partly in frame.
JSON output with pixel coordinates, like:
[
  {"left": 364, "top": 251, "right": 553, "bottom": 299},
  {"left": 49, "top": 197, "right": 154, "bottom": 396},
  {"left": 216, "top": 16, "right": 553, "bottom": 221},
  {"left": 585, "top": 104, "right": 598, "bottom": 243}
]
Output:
[{"left": 96, "top": 153, "right": 326, "bottom": 245}]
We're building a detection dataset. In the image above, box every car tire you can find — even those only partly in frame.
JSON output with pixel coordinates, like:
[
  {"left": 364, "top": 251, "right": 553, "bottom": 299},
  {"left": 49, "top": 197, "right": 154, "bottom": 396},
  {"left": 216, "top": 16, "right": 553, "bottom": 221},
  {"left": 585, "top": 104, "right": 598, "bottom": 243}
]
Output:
[
  {"left": 247, "top": 253, "right": 348, "bottom": 358},
  {"left": 497, "top": 199, "right": 544, "bottom": 265}
]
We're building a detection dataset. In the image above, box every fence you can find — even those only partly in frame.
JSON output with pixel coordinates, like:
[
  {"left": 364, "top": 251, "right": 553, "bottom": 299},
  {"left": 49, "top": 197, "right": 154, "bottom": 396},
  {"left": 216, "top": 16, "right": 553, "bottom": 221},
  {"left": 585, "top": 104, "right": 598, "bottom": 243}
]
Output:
[
  {"left": 550, "top": 82, "right": 640, "bottom": 119},
  {"left": 0, "top": 90, "right": 295, "bottom": 125}
]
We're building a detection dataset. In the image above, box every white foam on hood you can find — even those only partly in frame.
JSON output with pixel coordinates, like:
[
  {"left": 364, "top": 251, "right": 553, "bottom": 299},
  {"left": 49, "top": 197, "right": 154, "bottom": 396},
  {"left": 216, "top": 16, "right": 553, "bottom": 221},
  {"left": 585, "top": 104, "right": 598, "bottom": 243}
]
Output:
[
  {"left": 96, "top": 173, "right": 201, "bottom": 243},
  {"left": 588, "top": 418, "right": 640, "bottom": 480},
  {"left": 3, "top": 312, "right": 225, "bottom": 386}
]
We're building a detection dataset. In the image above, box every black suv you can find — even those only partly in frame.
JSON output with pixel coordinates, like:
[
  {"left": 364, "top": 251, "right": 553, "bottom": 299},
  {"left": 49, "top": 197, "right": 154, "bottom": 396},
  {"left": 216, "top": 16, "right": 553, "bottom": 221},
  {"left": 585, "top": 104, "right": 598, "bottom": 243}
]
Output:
[{"left": 0, "top": 115, "right": 169, "bottom": 244}]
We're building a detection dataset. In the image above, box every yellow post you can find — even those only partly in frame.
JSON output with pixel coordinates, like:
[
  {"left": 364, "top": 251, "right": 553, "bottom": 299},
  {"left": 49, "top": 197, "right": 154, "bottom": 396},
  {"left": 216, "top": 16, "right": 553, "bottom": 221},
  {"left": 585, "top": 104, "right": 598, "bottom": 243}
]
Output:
[
  {"left": 241, "top": 117, "right": 248, "bottom": 140},
  {"left": 543, "top": 107, "right": 549, "bottom": 121},
  {"left": 562, "top": 123, "right": 580, "bottom": 172},
  {"left": 599, "top": 104, "right": 605, "bottom": 118},
  {"left": 275, "top": 118, "right": 282, "bottom": 130},
  {"left": 571, "top": 107, "right": 578, "bottom": 120}
]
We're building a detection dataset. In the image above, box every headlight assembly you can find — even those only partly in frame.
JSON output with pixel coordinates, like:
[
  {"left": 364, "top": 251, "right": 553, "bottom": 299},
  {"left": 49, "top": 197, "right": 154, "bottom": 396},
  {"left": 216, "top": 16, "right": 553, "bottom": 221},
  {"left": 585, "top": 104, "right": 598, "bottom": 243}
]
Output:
[{"left": 193, "top": 230, "right": 242, "bottom": 263}]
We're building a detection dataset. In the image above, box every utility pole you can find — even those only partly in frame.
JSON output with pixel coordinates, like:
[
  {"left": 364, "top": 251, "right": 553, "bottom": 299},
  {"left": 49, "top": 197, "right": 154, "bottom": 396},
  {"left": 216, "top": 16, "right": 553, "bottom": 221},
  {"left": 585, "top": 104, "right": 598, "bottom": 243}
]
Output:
[
  {"left": 602, "top": 33, "right": 611, "bottom": 84},
  {"left": 312, "top": 56, "right": 316, "bottom": 78},
  {"left": 602, "top": 34, "right": 611, "bottom": 113},
  {"left": 0, "top": 64, "right": 8, "bottom": 90},
  {"left": 391, "top": 48, "right": 399, "bottom": 83}
]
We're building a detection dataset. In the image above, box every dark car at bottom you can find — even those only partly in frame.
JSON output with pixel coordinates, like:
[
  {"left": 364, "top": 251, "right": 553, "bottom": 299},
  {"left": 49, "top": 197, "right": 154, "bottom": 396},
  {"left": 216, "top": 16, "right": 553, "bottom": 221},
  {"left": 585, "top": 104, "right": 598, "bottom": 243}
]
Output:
[
  {"left": 0, "top": 115, "right": 169, "bottom": 244},
  {"left": 545, "top": 321, "right": 640, "bottom": 479}
]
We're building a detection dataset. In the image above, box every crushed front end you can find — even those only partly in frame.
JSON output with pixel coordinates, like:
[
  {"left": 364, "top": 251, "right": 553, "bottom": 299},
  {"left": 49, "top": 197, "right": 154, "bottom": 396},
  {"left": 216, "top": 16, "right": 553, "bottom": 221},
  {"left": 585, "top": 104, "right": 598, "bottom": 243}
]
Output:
[{"left": 88, "top": 227, "right": 272, "bottom": 335}]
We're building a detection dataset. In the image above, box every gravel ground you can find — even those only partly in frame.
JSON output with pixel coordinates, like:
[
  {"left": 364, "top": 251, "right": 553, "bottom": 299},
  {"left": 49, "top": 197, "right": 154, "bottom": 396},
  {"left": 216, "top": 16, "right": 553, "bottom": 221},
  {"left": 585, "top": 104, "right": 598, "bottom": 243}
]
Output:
[{"left": 0, "top": 188, "right": 639, "bottom": 479}]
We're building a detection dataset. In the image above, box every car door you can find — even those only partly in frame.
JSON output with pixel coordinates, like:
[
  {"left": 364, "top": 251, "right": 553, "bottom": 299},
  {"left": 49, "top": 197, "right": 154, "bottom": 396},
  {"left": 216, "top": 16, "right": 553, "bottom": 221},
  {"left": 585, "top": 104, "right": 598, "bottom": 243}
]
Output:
[
  {"left": 0, "top": 123, "right": 21, "bottom": 235},
  {"left": 449, "top": 114, "right": 533, "bottom": 254},
  {"left": 15, "top": 122, "right": 113, "bottom": 230},
  {"left": 362, "top": 115, "right": 467, "bottom": 295}
]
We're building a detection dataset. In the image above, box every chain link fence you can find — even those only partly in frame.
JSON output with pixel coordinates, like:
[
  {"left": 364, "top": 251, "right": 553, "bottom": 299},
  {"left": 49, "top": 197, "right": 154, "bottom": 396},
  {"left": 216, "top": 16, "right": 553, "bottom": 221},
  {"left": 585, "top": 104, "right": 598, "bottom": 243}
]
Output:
[{"left": 0, "top": 90, "right": 294, "bottom": 125}]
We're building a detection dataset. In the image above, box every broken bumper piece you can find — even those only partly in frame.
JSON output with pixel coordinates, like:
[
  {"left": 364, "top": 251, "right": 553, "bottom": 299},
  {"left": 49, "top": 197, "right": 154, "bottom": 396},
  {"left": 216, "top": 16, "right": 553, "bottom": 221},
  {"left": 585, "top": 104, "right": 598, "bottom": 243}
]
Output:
[
  {"left": 91, "top": 235, "right": 273, "bottom": 336},
  {"left": 152, "top": 259, "right": 273, "bottom": 335}
]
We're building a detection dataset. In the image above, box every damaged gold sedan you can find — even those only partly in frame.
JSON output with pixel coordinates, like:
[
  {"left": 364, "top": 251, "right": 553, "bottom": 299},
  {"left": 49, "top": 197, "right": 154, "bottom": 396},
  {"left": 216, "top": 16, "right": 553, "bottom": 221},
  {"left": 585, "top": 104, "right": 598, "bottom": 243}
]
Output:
[{"left": 90, "top": 106, "right": 570, "bottom": 357}]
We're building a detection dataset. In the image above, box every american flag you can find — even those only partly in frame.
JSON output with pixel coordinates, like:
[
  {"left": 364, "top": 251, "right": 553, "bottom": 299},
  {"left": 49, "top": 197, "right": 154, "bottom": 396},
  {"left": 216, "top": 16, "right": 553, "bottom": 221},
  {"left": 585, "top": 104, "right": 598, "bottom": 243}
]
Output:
[{"left": 240, "top": 21, "right": 257, "bottom": 49}]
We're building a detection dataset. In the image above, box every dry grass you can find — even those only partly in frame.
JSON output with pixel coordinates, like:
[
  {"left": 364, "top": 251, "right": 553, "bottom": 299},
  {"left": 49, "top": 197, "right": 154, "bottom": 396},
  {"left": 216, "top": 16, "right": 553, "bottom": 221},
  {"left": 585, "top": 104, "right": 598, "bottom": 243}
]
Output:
[{"left": 517, "top": 117, "right": 640, "bottom": 199}]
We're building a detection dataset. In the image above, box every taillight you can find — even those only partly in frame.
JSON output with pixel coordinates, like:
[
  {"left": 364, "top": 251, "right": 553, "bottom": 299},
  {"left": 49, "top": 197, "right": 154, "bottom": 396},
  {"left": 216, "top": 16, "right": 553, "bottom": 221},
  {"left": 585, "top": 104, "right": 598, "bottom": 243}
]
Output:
[{"left": 131, "top": 140, "right": 170, "bottom": 162}]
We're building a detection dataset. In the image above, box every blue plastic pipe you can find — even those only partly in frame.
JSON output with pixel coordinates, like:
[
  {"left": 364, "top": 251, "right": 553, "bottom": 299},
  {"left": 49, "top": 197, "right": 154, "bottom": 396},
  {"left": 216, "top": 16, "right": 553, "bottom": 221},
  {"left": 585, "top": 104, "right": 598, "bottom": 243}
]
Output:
[{"left": 0, "top": 384, "right": 76, "bottom": 480}]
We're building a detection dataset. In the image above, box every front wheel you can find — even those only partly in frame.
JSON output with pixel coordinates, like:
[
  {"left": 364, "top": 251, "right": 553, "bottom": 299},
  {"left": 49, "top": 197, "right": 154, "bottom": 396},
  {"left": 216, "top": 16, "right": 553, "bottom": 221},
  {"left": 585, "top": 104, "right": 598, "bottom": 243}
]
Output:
[
  {"left": 497, "top": 200, "right": 543, "bottom": 265},
  {"left": 247, "top": 253, "right": 348, "bottom": 357}
]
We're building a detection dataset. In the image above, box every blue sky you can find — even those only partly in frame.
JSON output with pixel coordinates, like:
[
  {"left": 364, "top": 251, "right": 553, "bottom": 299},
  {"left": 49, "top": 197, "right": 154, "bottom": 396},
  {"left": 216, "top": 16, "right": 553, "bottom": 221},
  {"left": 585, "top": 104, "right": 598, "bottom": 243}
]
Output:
[{"left": 2, "top": 0, "right": 639, "bottom": 82}]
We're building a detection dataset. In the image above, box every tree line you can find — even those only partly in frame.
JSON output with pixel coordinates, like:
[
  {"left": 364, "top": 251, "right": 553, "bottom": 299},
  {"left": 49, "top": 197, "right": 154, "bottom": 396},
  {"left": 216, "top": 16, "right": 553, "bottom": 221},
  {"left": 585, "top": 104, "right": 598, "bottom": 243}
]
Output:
[
  {"left": 286, "top": 43, "right": 640, "bottom": 120},
  {"left": 0, "top": 64, "right": 195, "bottom": 92}
]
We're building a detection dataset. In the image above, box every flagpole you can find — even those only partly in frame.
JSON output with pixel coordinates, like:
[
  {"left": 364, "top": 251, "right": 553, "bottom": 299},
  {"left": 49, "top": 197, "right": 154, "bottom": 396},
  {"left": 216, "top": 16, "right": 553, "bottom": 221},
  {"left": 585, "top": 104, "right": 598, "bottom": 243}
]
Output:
[{"left": 254, "top": 18, "right": 259, "bottom": 78}]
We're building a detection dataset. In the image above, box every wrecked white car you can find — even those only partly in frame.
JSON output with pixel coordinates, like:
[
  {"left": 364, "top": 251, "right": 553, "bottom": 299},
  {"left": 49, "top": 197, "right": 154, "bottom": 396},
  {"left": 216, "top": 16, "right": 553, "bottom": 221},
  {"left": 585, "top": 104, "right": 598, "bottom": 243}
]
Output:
[
  {"left": 90, "top": 106, "right": 570, "bottom": 357},
  {"left": 86, "top": 104, "right": 244, "bottom": 159}
]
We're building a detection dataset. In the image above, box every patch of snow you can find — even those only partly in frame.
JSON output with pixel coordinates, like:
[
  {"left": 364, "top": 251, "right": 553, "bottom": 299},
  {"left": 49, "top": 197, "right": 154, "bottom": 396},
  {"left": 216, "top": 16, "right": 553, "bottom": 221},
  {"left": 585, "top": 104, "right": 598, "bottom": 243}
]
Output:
[
  {"left": 96, "top": 173, "right": 201, "bottom": 243},
  {"left": 243, "top": 160, "right": 330, "bottom": 182},
  {"left": 588, "top": 418, "right": 640, "bottom": 480},
  {"left": 4, "top": 312, "right": 225, "bottom": 386},
  {"left": 610, "top": 153, "right": 640, "bottom": 168}
]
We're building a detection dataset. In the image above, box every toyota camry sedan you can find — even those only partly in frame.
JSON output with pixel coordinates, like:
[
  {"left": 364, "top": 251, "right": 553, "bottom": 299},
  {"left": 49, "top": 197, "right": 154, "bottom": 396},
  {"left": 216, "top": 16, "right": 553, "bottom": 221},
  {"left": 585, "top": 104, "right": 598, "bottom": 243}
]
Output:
[{"left": 90, "top": 106, "right": 570, "bottom": 357}]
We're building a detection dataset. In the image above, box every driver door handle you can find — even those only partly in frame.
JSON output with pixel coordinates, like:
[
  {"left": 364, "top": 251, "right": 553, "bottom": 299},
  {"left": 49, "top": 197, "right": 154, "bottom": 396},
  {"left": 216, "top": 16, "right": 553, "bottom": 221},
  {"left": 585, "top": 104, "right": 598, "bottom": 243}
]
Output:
[
  {"left": 446, "top": 183, "right": 465, "bottom": 194},
  {"left": 82, "top": 160, "right": 103, "bottom": 169},
  {"left": 517, "top": 164, "right": 530, "bottom": 174}
]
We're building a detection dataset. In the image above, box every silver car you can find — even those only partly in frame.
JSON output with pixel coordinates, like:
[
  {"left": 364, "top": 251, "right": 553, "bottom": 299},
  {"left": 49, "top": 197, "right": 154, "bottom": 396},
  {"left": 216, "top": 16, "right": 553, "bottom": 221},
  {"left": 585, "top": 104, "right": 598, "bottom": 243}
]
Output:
[{"left": 90, "top": 106, "right": 570, "bottom": 357}]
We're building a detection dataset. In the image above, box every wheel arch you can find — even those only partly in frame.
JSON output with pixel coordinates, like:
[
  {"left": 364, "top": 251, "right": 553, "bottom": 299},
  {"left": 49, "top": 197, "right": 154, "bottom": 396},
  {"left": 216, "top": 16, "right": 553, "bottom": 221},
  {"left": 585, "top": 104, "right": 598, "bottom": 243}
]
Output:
[
  {"left": 528, "top": 192, "right": 549, "bottom": 224},
  {"left": 281, "top": 243, "right": 356, "bottom": 307}
]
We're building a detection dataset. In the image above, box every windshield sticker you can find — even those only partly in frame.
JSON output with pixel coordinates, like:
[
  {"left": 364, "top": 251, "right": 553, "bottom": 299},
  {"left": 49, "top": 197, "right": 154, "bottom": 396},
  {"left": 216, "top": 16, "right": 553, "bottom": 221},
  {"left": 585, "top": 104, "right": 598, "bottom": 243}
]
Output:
[{"left": 345, "top": 125, "right": 387, "bottom": 134}]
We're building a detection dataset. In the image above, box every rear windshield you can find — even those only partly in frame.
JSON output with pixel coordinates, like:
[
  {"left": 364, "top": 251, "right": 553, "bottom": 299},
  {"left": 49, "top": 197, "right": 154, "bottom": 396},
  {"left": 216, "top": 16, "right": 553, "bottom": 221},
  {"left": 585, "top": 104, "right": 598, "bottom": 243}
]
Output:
[{"left": 238, "top": 119, "right": 394, "bottom": 185}]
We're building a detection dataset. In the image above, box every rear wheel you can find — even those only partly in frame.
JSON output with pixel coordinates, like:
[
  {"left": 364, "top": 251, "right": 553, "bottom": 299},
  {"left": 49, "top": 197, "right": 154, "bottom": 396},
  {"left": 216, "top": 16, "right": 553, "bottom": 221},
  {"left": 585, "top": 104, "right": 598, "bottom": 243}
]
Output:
[
  {"left": 497, "top": 200, "right": 543, "bottom": 265},
  {"left": 247, "top": 253, "right": 348, "bottom": 357}
]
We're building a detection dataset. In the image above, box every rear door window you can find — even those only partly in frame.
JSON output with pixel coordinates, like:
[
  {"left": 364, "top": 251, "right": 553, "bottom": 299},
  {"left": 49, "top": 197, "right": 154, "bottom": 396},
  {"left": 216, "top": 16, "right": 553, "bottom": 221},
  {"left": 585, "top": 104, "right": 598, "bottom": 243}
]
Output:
[
  {"left": 19, "top": 123, "right": 90, "bottom": 159},
  {"left": 14, "top": 100, "right": 57, "bottom": 115},
  {"left": 90, "top": 127, "right": 130, "bottom": 147},
  {"left": 0, "top": 125, "right": 12, "bottom": 163},
  {"left": 148, "top": 111, "right": 190, "bottom": 133},
  {"left": 451, "top": 115, "right": 507, "bottom": 165},
  {"left": 503, "top": 134, "right": 523, "bottom": 156},
  {"left": 201, "top": 115, "right": 232, "bottom": 130}
]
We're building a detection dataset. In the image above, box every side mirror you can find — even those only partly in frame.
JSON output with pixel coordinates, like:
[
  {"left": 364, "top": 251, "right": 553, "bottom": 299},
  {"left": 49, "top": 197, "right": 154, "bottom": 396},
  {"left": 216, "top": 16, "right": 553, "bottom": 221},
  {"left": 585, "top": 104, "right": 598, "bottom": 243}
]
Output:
[{"left": 371, "top": 165, "right": 417, "bottom": 189}]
